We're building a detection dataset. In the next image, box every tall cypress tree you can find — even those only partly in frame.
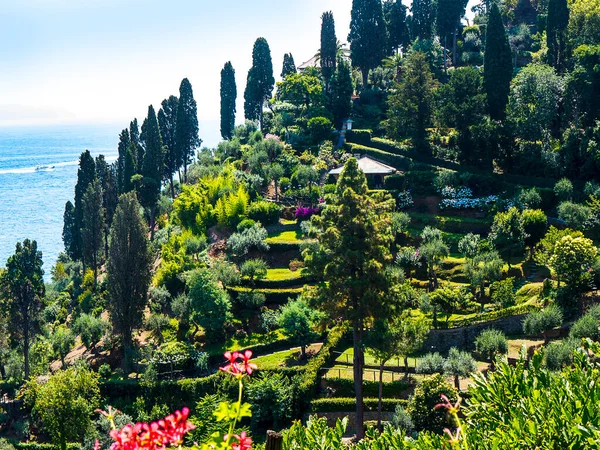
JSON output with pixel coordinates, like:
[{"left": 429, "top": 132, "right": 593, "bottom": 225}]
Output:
[
  {"left": 95, "top": 155, "right": 118, "bottom": 258},
  {"left": 321, "top": 11, "right": 338, "bottom": 86},
  {"left": 437, "top": 0, "right": 467, "bottom": 70},
  {"left": 158, "top": 95, "right": 179, "bottom": 199},
  {"left": 412, "top": 0, "right": 436, "bottom": 41},
  {"left": 106, "top": 193, "right": 152, "bottom": 370},
  {"left": 546, "top": 0, "right": 569, "bottom": 72},
  {"left": 348, "top": 0, "right": 387, "bottom": 87},
  {"left": 281, "top": 53, "right": 297, "bottom": 78},
  {"left": 62, "top": 201, "right": 75, "bottom": 258},
  {"left": 175, "top": 78, "right": 200, "bottom": 182},
  {"left": 140, "top": 105, "right": 165, "bottom": 237},
  {"left": 116, "top": 129, "right": 130, "bottom": 194},
  {"left": 244, "top": 37, "right": 275, "bottom": 128},
  {"left": 329, "top": 57, "right": 354, "bottom": 129},
  {"left": 383, "top": 0, "right": 410, "bottom": 54},
  {"left": 220, "top": 62, "right": 237, "bottom": 141},
  {"left": 129, "top": 119, "right": 142, "bottom": 166},
  {"left": 484, "top": 3, "right": 513, "bottom": 120},
  {"left": 72, "top": 150, "right": 96, "bottom": 262},
  {"left": 81, "top": 179, "right": 105, "bottom": 287},
  {"left": 122, "top": 146, "right": 137, "bottom": 194}
]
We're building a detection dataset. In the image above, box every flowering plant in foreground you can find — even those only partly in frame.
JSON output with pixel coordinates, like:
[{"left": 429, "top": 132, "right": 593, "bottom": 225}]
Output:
[
  {"left": 98, "top": 350, "right": 256, "bottom": 450},
  {"left": 434, "top": 395, "right": 467, "bottom": 450}
]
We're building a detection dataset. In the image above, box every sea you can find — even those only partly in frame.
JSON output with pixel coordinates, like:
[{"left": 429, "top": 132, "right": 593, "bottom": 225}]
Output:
[{"left": 0, "top": 120, "right": 221, "bottom": 279}]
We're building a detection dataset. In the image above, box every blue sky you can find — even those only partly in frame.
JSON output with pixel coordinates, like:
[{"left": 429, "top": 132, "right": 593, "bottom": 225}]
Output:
[{"left": 0, "top": 0, "right": 355, "bottom": 130}]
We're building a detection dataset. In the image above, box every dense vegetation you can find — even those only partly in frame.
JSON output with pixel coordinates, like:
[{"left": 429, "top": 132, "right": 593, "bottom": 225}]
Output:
[{"left": 2, "top": 0, "right": 600, "bottom": 448}]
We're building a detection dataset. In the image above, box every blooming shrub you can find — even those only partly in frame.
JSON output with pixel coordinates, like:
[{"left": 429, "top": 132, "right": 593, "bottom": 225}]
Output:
[
  {"left": 397, "top": 190, "right": 414, "bottom": 210},
  {"left": 295, "top": 206, "right": 320, "bottom": 220},
  {"left": 438, "top": 185, "right": 499, "bottom": 211}
]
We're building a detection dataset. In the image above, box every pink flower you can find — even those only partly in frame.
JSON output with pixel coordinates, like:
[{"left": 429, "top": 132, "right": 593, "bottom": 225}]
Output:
[
  {"left": 231, "top": 431, "right": 253, "bottom": 450},
  {"left": 219, "top": 351, "right": 257, "bottom": 377},
  {"left": 239, "top": 350, "right": 257, "bottom": 375}
]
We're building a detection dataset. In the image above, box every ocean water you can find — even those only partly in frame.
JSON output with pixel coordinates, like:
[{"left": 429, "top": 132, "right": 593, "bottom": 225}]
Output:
[
  {"left": 0, "top": 124, "right": 120, "bottom": 276},
  {"left": 0, "top": 121, "right": 222, "bottom": 277}
]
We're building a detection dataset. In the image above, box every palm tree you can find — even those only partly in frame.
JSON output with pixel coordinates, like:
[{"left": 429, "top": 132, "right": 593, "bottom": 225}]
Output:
[{"left": 382, "top": 53, "right": 404, "bottom": 80}]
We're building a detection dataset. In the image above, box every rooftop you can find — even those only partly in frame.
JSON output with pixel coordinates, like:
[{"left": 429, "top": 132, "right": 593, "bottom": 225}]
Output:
[{"left": 329, "top": 156, "right": 397, "bottom": 176}]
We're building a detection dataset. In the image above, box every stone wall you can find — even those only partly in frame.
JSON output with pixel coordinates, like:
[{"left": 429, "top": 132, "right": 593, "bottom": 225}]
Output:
[{"left": 422, "top": 314, "right": 529, "bottom": 353}]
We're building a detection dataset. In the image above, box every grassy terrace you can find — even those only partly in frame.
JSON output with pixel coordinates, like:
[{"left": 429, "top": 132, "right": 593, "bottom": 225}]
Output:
[
  {"left": 265, "top": 229, "right": 304, "bottom": 244},
  {"left": 264, "top": 267, "right": 305, "bottom": 281}
]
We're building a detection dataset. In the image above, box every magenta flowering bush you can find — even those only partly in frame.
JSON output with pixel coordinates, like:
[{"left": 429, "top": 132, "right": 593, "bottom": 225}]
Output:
[{"left": 295, "top": 206, "right": 320, "bottom": 220}]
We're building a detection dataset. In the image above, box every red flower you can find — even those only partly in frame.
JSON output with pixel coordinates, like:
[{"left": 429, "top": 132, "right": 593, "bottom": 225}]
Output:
[
  {"left": 231, "top": 431, "right": 253, "bottom": 450},
  {"left": 220, "top": 351, "right": 257, "bottom": 377},
  {"left": 239, "top": 350, "right": 257, "bottom": 375}
]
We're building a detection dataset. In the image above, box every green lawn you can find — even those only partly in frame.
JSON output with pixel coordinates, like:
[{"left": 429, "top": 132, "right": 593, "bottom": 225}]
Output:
[
  {"left": 265, "top": 230, "right": 304, "bottom": 244},
  {"left": 324, "top": 365, "right": 425, "bottom": 383},
  {"left": 335, "top": 347, "right": 420, "bottom": 369},
  {"left": 253, "top": 348, "right": 302, "bottom": 370},
  {"left": 265, "top": 268, "right": 304, "bottom": 281},
  {"left": 206, "top": 329, "right": 287, "bottom": 355}
]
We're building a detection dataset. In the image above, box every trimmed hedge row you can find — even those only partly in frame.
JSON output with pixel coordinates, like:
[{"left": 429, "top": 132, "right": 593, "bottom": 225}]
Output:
[
  {"left": 12, "top": 443, "right": 81, "bottom": 450},
  {"left": 447, "top": 303, "right": 539, "bottom": 328},
  {"left": 346, "top": 143, "right": 415, "bottom": 171},
  {"left": 324, "top": 378, "right": 409, "bottom": 398},
  {"left": 228, "top": 286, "right": 304, "bottom": 304},
  {"left": 254, "top": 275, "right": 312, "bottom": 289},
  {"left": 310, "top": 397, "right": 408, "bottom": 413},
  {"left": 346, "top": 129, "right": 373, "bottom": 146}
]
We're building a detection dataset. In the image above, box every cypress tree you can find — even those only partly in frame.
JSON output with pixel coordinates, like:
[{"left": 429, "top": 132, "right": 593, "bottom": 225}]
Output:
[
  {"left": 321, "top": 11, "right": 338, "bottom": 86},
  {"left": 175, "top": 78, "right": 200, "bottom": 182},
  {"left": 95, "top": 155, "right": 118, "bottom": 259},
  {"left": 140, "top": 105, "right": 165, "bottom": 237},
  {"left": 129, "top": 119, "right": 142, "bottom": 166},
  {"left": 73, "top": 150, "right": 96, "bottom": 262},
  {"left": 383, "top": 0, "right": 410, "bottom": 54},
  {"left": 437, "top": 0, "right": 467, "bottom": 70},
  {"left": 546, "top": 0, "right": 569, "bottom": 72},
  {"left": 106, "top": 193, "right": 152, "bottom": 370},
  {"left": 329, "top": 57, "right": 354, "bottom": 129},
  {"left": 484, "top": 3, "right": 513, "bottom": 120},
  {"left": 220, "top": 62, "right": 237, "bottom": 141},
  {"left": 412, "top": 0, "right": 436, "bottom": 41},
  {"left": 281, "top": 53, "right": 297, "bottom": 78},
  {"left": 1, "top": 239, "right": 44, "bottom": 380},
  {"left": 158, "top": 95, "right": 179, "bottom": 199},
  {"left": 81, "top": 179, "right": 105, "bottom": 287},
  {"left": 122, "top": 145, "right": 137, "bottom": 194},
  {"left": 244, "top": 38, "right": 275, "bottom": 128},
  {"left": 348, "top": 0, "right": 387, "bottom": 87},
  {"left": 116, "top": 129, "right": 130, "bottom": 194},
  {"left": 62, "top": 201, "right": 75, "bottom": 258}
]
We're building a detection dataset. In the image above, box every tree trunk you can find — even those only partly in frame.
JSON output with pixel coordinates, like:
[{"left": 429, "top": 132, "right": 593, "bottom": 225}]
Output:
[
  {"left": 444, "top": 35, "right": 448, "bottom": 73},
  {"left": 149, "top": 208, "right": 156, "bottom": 241},
  {"left": 183, "top": 161, "right": 188, "bottom": 184},
  {"left": 0, "top": 364, "right": 5, "bottom": 380},
  {"left": 452, "top": 28, "right": 458, "bottom": 66},
  {"left": 275, "top": 181, "right": 279, "bottom": 202},
  {"left": 170, "top": 175, "right": 175, "bottom": 199},
  {"left": 353, "top": 321, "right": 365, "bottom": 439},
  {"left": 301, "top": 344, "right": 307, "bottom": 360},
  {"left": 378, "top": 361, "right": 384, "bottom": 431},
  {"left": 361, "top": 68, "right": 369, "bottom": 90},
  {"left": 454, "top": 374, "right": 460, "bottom": 390},
  {"left": 24, "top": 321, "right": 30, "bottom": 380},
  {"left": 404, "top": 355, "right": 409, "bottom": 380}
]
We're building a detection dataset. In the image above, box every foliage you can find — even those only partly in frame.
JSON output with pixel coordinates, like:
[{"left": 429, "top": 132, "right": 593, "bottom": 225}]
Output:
[
  {"left": 175, "top": 78, "right": 200, "bottom": 178},
  {"left": 244, "top": 37, "right": 275, "bottom": 127},
  {"left": 277, "top": 73, "right": 323, "bottom": 110},
  {"left": 407, "top": 373, "right": 458, "bottom": 433},
  {"left": 247, "top": 372, "right": 294, "bottom": 431},
  {"left": 278, "top": 299, "right": 321, "bottom": 358},
  {"left": 443, "top": 347, "right": 477, "bottom": 390},
  {"left": 348, "top": 0, "right": 387, "bottom": 84},
  {"left": 247, "top": 201, "right": 281, "bottom": 226},
  {"left": 491, "top": 277, "right": 517, "bottom": 309},
  {"left": 557, "top": 201, "right": 593, "bottom": 229},
  {"left": 489, "top": 207, "right": 526, "bottom": 258},
  {"left": 281, "top": 53, "right": 296, "bottom": 78},
  {"left": 548, "top": 234, "right": 597, "bottom": 288},
  {"left": 521, "top": 209, "right": 548, "bottom": 248},
  {"left": 328, "top": 57, "right": 354, "bottom": 129},
  {"left": 320, "top": 11, "right": 337, "bottom": 83},
  {"left": 475, "top": 329, "right": 508, "bottom": 362},
  {"left": 307, "top": 117, "right": 334, "bottom": 144},
  {"left": 227, "top": 224, "right": 269, "bottom": 258},
  {"left": 554, "top": 177, "right": 574, "bottom": 201},
  {"left": 523, "top": 304, "right": 563, "bottom": 342},
  {"left": 220, "top": 62, "right": 237, "bottom": 140},
  {"left": 417, "top": 352, "right": 445, "bottom": 374},
  {"left": 570, "top": 313, "right": 600, "bottom": 341}
]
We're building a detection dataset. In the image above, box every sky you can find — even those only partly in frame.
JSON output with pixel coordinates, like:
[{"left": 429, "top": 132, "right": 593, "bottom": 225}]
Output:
[{"left": 0, "top": 0, "right": 355, "bottom": 137}]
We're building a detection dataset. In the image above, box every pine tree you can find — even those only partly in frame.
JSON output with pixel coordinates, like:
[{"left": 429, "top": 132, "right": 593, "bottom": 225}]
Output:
[
  {"left": 175, "top": 78, "right": 200, "bottom": 182},
  {"left": 1, "top": 239, "right": 44, "bottom": 379},
  {"left": 303, "top": 158, "right": 397, "bottom": 439},
  {"left": 281, "top": 53, "right": 297, "bottom": 78},
  {"left": 81, "top": 179, "right": 105, "bottom": 287},
  {"left": 73, "top": 150, "right": 96, "bottom": 262},
  {"left": 348, "top": 0, "right": 387, "bottom": 87},
  {"left": 140, "top": 105, "right": 165, "bottom": 237},
  {"left": 321, "top": 11, "right": 338, "bottom": 86},
  {"left": 62, "top": 201, "right": 75, "bottom": 258},
  {"left": 329, "top": 57, "right": 354, "bottom": 129},
  {"left": 484, "top": 3, "right": 513, "bottom": 120},
  {"left": 383, "top": 0, "right": 410, "bottom": 54},
  {"left": 106, "top": 193, "right": 152, "bottom": 370},
  {"left": 122, "top": 145, "right": 137, "bottom": 194},
  {"left": 95, "top": 155, "right": 118, "bottom": 259},
  {"left": 412, "top": 0, "right": 436, "bottom": 40},
  {"left": 116, "top": 129, "right": 130, "bottom": 194},
  {"left": 220, "top": 62, "right": 237, "bottom": 141},
  {"left": 546, "top": 0, "right": 569, "bottom": 72},
  {"left": 244, "top": 37, "right": 275, "bottom": 128},
  {"left": 158, "top": 95, "right": 179, "bottom": 199}
]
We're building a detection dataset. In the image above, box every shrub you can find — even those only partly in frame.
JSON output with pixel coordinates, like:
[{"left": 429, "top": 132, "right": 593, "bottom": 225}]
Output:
[
  {"left": 491, "top": 278, "right": 517, "bottom": 309},
  {"left": 247, "top": 373, "right": 294, "bottom": 431},
  {"left": 391, "top": 404, "right": 414, "bottom": 434},
  {"left": 521, "top": 209, "right": 548, "bottom": 248},
  {"left": 407, "top": 374, "right": 458, "bottom": 433},
  {"left": 544, "top": 339, "right": 577, "bottom": 370},
  {"left": 569, "top": 313, "right": 600, "bottom": 341},
  {"left": 519, "top": 188, "right": 542, "bottom": 209},
  {"left": 289, "top": 259, "right": 304, "bottom": 271},
  {"left": 227, "top": 224, "right": 269, "bottom": 257},
  {"left": 236, "top": 218, "right": 256, "bottom": 232},
  {"left": 98, "top": 364, "right": 112, "bottom": 379},
  {"left": 475, "top": 329, "right": 508, "bottom": 362},
  {"left": 307, "top": 117, "right": 334, "bottom": 144},
  {"left": 557, "top": 201, "right": 592, "bottom": 229},
  {"left": 73, "top": 314, "right": 107, "bottom": 351},
  {"left": 247, "top": 201, "right": 282, "bottom": 226},
  {"left": 523, "top": 304, "right": 563, "bottom": 342},
  {"left": 310, "top": 398, "right": 407, "bottom": 413},
  {"left": 346, "top": 129, "right": 373, "bottom": 145},
  {"left": 554, "top": 178, "right": 573, "bottom": 202},
  {"left": 416, "top": 352, "right": 445, "bottom": 374},
  {"left": 295, "top": 206, "right": 320, "bottom": 220},
  {"left": 384, "top": 174, "right": 405, "bottom": 190}
]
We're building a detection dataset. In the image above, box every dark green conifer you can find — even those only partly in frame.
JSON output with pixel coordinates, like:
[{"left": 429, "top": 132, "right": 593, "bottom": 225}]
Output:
[
  {"left": 122, "top": 145, "right": 137, "bottom": 194},
  {"left": 320, "top": 11, "right": 338, "bottom": 85},
  {"left": 140, "top": 105, "right": 165, "bottom": 237},
  {"left": 348, "top": 0, "right": 387, "bottom": 87},
  {"left": 329, "top": 57, "right": 354, "bottom": 129},
  {"left": 72, "top": 150, "right": 96, "bottom": 262},
  {"left": 62, "top": 201, "right": 75, "bottom": 258},
  {"left": 484, "top": 3, "right": 513, "bottom": 120},
  {"left": 412, "top": 0, "right": 436, "bottom": 41},
  {"left": 158, "top": 95, "right": 179, "bottom": 198},
  {"left": 220, "top": 62, "right": 237, "bottom": 141},
  {"left": 437, "top": 0, "right": 468, "bottom": 69},
  {"left": 175, "top": 78, "right": 200, "bottom": 182},
  {"left": 383, "top": 0, "right": 410, "bottom": 54},
  {"left": 81, "top": 179, "right": 105, "bottom": 287},
  {"left": 116, "top": 129, "right": 130, "bottom": 194},
  {"left": 129, "top": 119, "right": 142, "bottom": 166},
  {"left": 281, "top": 53, "right": 297, "bottom": 78},
  {"left": 546, "top": 0, "right": 569, "bottom": 72},
  {"left": 95, "top": 155, "right": 118, "bottom": 258},
  {"left": 244, "top": 38, "right": 275, "bottom": 128}
]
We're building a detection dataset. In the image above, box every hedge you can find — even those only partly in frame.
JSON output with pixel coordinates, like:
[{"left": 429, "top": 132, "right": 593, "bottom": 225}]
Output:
[
  {"left": 346, "top": 129, "right": 373, "bottom": 146},
  {"left": 323, "top": 378, "right": 409, "bottom": 398},
  {"left": 310, "top": 397, "right": 408, "bottom": 413},
  {"left": 253, "top": 275, "right": 312, "bottom": 289},
  {"left": 228, "top": 286, "right": 304, "bottom": 304},
  {"left": 447, "top": 303, "right": 539, "bottom": 328},
  {"left": 12, "top": 444, "right": 81, "bottom": 450},
  {"left": 346, "top": 143, "right": 414, "bottom": 171}
]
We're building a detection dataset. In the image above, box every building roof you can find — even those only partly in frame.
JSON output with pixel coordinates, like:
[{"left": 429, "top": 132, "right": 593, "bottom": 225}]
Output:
[
  {"left": 329, "top": 156, "right": 397, "bottom": 176},
  {"left": 298, "top": 55, "right": 319, "bottom": 70}
]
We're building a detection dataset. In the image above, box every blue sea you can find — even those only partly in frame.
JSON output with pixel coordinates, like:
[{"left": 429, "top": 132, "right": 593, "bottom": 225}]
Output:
[{"left": 0, "top": 121, "right": 221, "bottom": 277}]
